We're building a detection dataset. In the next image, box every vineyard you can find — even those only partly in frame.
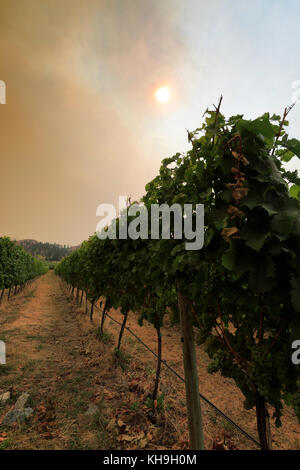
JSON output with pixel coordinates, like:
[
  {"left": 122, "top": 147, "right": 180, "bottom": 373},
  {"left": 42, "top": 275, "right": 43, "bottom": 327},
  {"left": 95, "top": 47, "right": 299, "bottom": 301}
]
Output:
[
  {"left": 53, "top": 105, "right": 300, "bottom": 450},
  {"left": 0, "top": 237, "right": 47, "bottom": 302},
  {"left": 0, "top": 106, "right": 299, "bottom": 450}
]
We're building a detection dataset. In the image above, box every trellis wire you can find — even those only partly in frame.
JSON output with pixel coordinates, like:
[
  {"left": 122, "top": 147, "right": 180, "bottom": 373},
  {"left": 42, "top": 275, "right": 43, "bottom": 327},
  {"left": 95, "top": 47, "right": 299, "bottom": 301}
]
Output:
[{"left": 92, "top": 303, "right": 260, "bottom": 448}]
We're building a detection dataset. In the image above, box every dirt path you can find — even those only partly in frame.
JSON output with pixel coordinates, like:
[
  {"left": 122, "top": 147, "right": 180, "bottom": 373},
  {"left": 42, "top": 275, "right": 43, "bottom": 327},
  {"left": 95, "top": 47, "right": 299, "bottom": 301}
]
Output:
[
  {"left": 0, "top": 272, "right": 299, "bottom": 450},
  {"left": 0, "top": 272, "right": 116, "bottom": 449}
]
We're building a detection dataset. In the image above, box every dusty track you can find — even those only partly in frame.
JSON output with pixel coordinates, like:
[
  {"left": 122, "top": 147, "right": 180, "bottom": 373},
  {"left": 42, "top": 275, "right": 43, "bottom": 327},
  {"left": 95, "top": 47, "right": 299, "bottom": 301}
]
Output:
[{"left": 0, "top": 272, "right": 299, "bottom": 450}]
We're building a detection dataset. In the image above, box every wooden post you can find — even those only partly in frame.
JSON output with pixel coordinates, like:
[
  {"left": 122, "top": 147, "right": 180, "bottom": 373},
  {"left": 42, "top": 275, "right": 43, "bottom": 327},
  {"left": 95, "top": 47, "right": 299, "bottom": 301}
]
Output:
[{"left": 178, "top": 290, "right": 204, "bottom": 450}]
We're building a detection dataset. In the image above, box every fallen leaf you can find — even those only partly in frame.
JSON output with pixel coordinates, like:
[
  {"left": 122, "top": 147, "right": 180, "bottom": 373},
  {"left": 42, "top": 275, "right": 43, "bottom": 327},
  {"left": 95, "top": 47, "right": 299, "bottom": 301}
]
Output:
[{"left": 221, "top": 227, "right": 239, "bottom": 242}]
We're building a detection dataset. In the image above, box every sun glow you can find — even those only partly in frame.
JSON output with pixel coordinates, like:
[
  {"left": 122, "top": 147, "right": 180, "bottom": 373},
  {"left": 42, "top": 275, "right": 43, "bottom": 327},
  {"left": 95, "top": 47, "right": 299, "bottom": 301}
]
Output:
[{"left": 155, "top": 86, "right": 170, "bottom": 104}]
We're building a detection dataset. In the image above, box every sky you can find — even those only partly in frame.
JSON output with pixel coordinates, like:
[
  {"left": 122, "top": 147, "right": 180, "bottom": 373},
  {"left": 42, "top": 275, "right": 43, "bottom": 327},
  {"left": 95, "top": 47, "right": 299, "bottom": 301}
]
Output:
[{"left": 0, "top": 0, "right": 299, "bottom": 246}]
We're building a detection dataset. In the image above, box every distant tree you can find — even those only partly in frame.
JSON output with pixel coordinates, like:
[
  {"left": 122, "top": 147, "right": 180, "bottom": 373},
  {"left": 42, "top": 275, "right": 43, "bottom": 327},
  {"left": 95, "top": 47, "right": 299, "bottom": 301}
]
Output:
[{"left": 17, "top": 240, "right": 72, "bottom": 261}]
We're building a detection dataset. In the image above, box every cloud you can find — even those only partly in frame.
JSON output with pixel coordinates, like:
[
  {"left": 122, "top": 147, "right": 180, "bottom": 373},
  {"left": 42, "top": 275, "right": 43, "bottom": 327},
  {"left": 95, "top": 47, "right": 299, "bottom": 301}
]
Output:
[
  {"left": 0, "top": 0, "right": 187, "bottom": 244},
  {"left": 0, "top": 0, "right": 299, "bottom": 244}
]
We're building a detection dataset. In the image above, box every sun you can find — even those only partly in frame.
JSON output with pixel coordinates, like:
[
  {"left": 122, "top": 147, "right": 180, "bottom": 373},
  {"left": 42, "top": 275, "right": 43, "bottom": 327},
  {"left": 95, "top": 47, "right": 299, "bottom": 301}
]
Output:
[{"left": 155, "top": 86, "right": 170, "bottom": 104}]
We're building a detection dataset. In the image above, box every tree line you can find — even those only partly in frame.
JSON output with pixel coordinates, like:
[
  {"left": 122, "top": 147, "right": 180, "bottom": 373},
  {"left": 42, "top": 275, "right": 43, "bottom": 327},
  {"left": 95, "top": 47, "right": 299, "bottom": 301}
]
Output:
[{"left": 17, "top": 239, "right": 72, "bottom": 261}]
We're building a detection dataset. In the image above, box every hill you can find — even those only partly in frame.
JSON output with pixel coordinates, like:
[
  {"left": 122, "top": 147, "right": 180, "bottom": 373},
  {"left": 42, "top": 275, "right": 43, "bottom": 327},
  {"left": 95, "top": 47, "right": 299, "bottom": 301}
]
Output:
[{"left": 16, "top": 239, "right": 73, "bottom": 261}]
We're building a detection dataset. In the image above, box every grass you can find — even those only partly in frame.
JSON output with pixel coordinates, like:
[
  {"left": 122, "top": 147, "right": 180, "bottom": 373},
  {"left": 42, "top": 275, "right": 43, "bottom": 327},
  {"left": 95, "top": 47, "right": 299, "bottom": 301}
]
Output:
[
  {"left": 209, "top": 410, "right": 242, "bottom": 439},
  {"left": 165, "top": 402, "right": 174, "bottom": 411},
  {"left": 57, "top": 368, "right": 93, "bottom": 404},
  {"left": 66, "top": 399, "right": 117, "bottom": 450},
  {"left": 65, "top": 398, "right": 86, "bottom": 418},
  {"left": 0, "top": 439, "right": 13, "bottom": 450},
  {"left": 67, "top": 432, "right": 83, "bottom": 450},
  {"left": 0, "top": 364, "right": 14, "bottom": 376},
  {"left": 0, "top": 374, "right": 22, "bottom": 389},
  {"left": 113, "top": 348, "right": 131, "bottom": 371},
  {"left": 96, "top": 328, "right": 113, "bottom": 344},
  {"left": 209, "top": 414, "right": 217, "bottom": 425},
  {"left": 22, "top": 359, "right": 40, "bottom": 373},
  {"left": 145, "top": 394, "right": 165, "bottom": 413},
  {"left": 219, "top": 416, "right": 241, "bottom": 436},
  {"left": 145, "top": 366, "right": 155, "bottom": 377},
  {"left": 125, "top": 337, "right": 136, "bottom": 346},
  {"left": 1, "top": 271, "right": 295, "bottom": 450},
  {"left": 0, "top": 328, "right": 19, "bottom": 339},
  {"left": 94, "top": 402, "right": 118, "bottom": 450},
  {"left": 0, "top": 310, "right": 20, "bottom": 324},
  {"left": 25, "top": 335, "right": 42, "bottom": 341},
  {"left": 130, "top": 400, "right": 140, "bottom": 412}
]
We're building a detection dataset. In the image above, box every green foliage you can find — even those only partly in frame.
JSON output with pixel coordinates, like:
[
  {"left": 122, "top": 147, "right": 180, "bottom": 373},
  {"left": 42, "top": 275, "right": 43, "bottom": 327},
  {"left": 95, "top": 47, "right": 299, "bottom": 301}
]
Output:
[
  {"left": 95, "top": 327, "right": 112, "bottom": 344},
  {"left": 0, "top": 237, "right": 47, "bottom": 290},
  {"left": 113, "top": 347, "right": 131, "bottom": 371},
  {"left": 56, "top": 103, "right": 300, "bottom": 447},
  {"left": 145, "top": 394, "right": 165, "bottom": 412},
  {"left": 18, "top": 239, "right": 72, "bottom": 261},
  {"left": 181, "top": 109, "right": 300, "bottom": 427}
]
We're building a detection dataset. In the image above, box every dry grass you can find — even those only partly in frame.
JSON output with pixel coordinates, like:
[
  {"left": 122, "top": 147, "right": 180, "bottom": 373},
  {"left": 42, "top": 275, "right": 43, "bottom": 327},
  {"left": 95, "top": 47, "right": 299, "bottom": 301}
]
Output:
[{"left": 0, "top": 271, "right": 299, "bottom": 450}]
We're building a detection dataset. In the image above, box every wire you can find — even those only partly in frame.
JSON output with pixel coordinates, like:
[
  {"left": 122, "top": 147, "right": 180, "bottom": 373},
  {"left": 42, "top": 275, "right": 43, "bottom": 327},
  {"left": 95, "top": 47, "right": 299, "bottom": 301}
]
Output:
[{"left": 93, "top": 303, "right": 261, "bottom": 448}]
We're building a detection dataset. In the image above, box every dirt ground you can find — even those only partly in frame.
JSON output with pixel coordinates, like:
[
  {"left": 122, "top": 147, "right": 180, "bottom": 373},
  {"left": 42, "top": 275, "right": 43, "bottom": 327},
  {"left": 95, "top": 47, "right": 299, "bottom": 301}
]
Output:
[{"left": 0, "top": 271, "right": 299, "bottom": 450}]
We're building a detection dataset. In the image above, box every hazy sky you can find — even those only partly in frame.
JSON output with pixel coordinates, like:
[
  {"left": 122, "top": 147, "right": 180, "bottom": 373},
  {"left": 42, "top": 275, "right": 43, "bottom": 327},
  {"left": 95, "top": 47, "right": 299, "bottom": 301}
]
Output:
[{"left": 1, "top": 0, "right": 299, "bottom": 245}]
